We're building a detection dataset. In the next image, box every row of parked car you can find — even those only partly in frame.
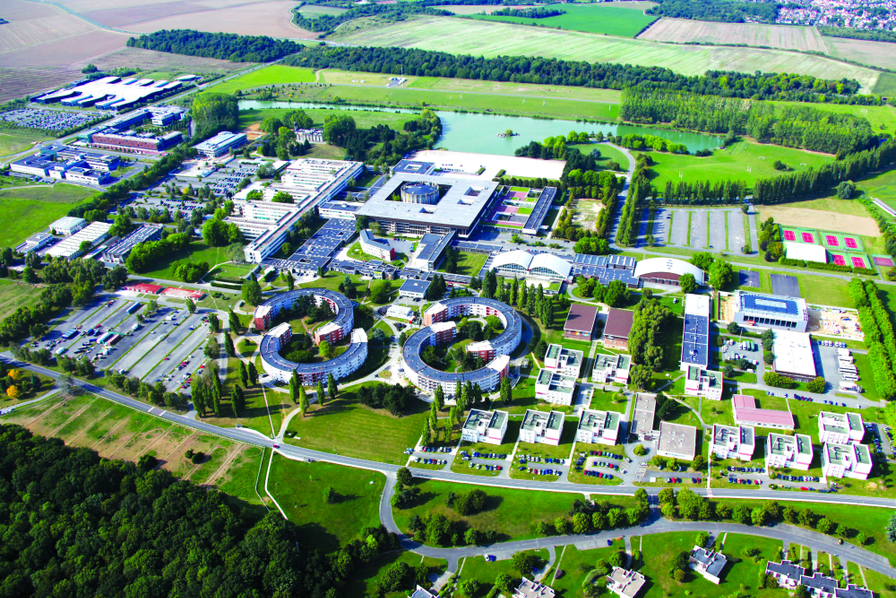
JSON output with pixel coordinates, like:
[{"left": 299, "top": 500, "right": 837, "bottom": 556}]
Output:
[
  {"left": 728, "top": 477, "right": 761, "bottom": 485},
  {"left": 415, "top": 457, "right": 446, "bottom": 465},
  {"left": 775, "top": 474, "right": 820, "bottom": 483},
  {"left": 469, "top": 463, "right": 502, "bottom": 471},
  {"left": 583, "top": 450, "right": 622, "bottom": 460},
  {"left": 727, "top": 466, "right": 766, "bottom": 474},
  {"left": 667, "top": 477, "right": 701, "bottom": 484},
  {"left": 519, "top": 455, "right": 564, "bottom": 465},
  {"left": 462, "top": 451, "right": 507, "bottom": 460},
  {"left": 582, "top": 471, "right": 615, "bottom": 480},
  {"left": 520, "top": 467, "right": 562, "bottom": 477}
]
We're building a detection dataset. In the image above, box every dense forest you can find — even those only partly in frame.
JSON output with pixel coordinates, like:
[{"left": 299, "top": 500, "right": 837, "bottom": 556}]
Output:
[
  {"left": 646, "top": 0, "right": 779, "bottom": 23},
  {"left": 190, "top": 92, "right": 239, "bottom": 142},
  {"left": 818, "top": 26, "right": 896, "bottom": 44},
  {"left": 0, "top": 425, "right": 400, "bottom": 597},
  {"left": 292, "top": 3, "right": 452, "bottom": 35},
  {"left": 325, "top": 108, "right": 441, "bottom": 165},
  {"left": 127, "top": 30, "right": 865, "bottom": 102},
  {"left": 619, "top": 88, "right": 877, "bottom": 154},
  {"left": 486, "top": 6, "right": 565, "bottom": 18}
]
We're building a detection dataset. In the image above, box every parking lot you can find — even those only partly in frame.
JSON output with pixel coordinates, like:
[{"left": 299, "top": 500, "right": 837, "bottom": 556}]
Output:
[
  {"left": 815, "top": 342, "right": 861, "bottom": 394},
  {"left": 654, "top": 208, "right": 750, "bottom": 254},
  {"left": 175, "top": 158, "right": 261, "bottom": 198},
  {"left": 0, "top": 107, "right": 102, "bottom": 132},
  {"left": 460, "top": 449, "right": 510, "bottom": 475}
]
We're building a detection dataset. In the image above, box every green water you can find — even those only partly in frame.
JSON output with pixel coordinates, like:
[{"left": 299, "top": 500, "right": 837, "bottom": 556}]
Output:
[{"left": 239, "top": 100, "right": 722, "bottom": 155}]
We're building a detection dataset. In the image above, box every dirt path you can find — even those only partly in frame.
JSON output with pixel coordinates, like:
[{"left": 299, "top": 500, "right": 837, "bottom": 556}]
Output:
[
  {"left": 89, "top": 415, "right": 131, "bottom": 452},
  {"left": 47, "top": 402, "right": 96, "bottom": 438},
  {"left": 163, "top": 431, "right": 199, "bottom": 462},
  {"left": 107, "top": 420, "right": 153, "bottom": 459},
  {"left": 204, "top": 444, "right": 246, "bottom": 486}
]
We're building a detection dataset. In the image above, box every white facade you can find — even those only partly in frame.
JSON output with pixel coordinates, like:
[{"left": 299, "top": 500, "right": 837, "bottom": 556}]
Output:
[
  {"left": 519, "top": 409, "right": 565, "bottom": 446},
  {"left": 543, "top": 343, "right": 583, "bottom": 378},
  {"left": 822, "top": 442, "right": 872, "bottom": 480},
  {"left": 766, "top": 433, "right": 813, "bottom": 471},
  {"left": 534, "top": 369, "right": 576, "bottom": 406},
  {"left": 461, "top": 409, "right": 509, "bottom": 444},
  {"left": 49, "top": 216, "right": 87, "bottom": 237},
  {"left": 592, "top": 353, "right": 631, "bottom": 384},
  {"left": 818, "top": 411, "right": 865, "bottom": 445},
  {"left": 684, "top": 366, "right": 723, "bottom": 401},
  {"left": 576, "top": 409, "right": 622, "bottom": 445},
  {"left": 45, "top": 222, "right": 112, "bottom": 260},
  {"left": 710, "top": 424, "right": 756, "bottom": 461},
  {"left": 491, "top": 250, "right": 572, "bottom": 281}
]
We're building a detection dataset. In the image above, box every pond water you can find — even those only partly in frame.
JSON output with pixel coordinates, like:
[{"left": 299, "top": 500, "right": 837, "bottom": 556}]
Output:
[{"left": 239, "top": 100, "right": 722, "bottom": 155}]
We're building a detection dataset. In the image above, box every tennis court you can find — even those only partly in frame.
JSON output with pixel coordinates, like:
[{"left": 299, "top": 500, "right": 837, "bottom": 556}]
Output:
[
  {"left": 873, "top": 255, "right": 894, "bottom": 267},
  {"left": 781, "top": 226, "right": 819, "bottom": 244},
  {"left": 821, "top": 231, "right": 864, "bottom": 251}
]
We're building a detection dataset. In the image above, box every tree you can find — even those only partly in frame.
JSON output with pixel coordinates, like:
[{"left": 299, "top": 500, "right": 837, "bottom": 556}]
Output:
[
  {"left": 460, "top": 579, "right": 481, "bottom": 597},
  {"left": 511, "top": 551, "right": 540, "bottom": 577},
  {"left": 327, "top": 372, "right": 338, "bottom": 402},
  {"left": 324, "top": 486, "right": 336, "bottom": 504},
  {"left": 317, "top": 380, "right": 326, "bottom": 406},
  {"left": 630, "top": 364, "right": 652, "bottom": 390},
  {"left": 397, "top": 467, "right": 413, "bottom": 487},
  {"left": 319, "top": 340, "right": 333, "bottom": 359},
  {"left": 239, "top": 360, "right": 249, "bottom": 387},
  {"left": 726, "top": 322, "right": 741, "bottom": 334},
  {"left": 286, "top": 270, "right": 295, "bottom": 291},
  {"left": 228, "top": 310, "right": 241, "bottom": 334},
  {"left": 205, "top": 337, "right": 220, "bottom": 359},
  {"left": 806, "top": 377, "right": 826, "bottom": 393},
  {"left": 185, "top": 298, "right": 196, "bottom": 314},
  {"left": 224, "top": 333, "right": 236, "bottom": 357},
  {"left": 248, "top": 362, "right": 258, "bottom": 385},
  {"left": 836, "top": 180, "right": 856, "bottom": 199},
  {"left": 323, "top": 114, "right": 356, "bottom": 146},
  {"left": 241, "top": 276, "right": 263, "bottom": 306},
  {"left": 298, "top": 385, "right": 309, "bottom": 416},
  {"left": 708, "top": 259, "right": 734, "bottom": 289},
  {"left": 679, "top": 273, "right": 698, "bottom": 294},
  {"left": 231, "top": 386, "right": 245, "bottom": 416}
]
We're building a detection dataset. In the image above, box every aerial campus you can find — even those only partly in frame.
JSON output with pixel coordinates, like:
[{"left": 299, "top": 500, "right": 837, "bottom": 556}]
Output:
[{"left": 7, "top": 1, "right": 896, "bottom": 598}]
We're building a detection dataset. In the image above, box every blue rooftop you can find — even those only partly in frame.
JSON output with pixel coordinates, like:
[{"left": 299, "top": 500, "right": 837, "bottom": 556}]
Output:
[{"left": 740, "top": 292, "right": 801, "bottom": 316}]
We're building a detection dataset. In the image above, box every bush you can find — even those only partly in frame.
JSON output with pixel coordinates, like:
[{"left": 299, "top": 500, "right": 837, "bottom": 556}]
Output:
[
  {"left": 764, "top": 371, "right": 796, "bottom": 389},
  {"left": 806, "top": 377, "right": 826, "bottom": 393},
  {"left": 633, "top": 444, "right": 648, "bottom": 457}
]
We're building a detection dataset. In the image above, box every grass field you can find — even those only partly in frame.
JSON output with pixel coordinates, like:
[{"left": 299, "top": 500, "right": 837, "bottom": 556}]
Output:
[
  {"left": 348, "top": 551, "right": 446, "bottom": 598},
  {"left": 437, "top": 251, "right": 487, "bottom": 277},
  {"left": 644, "top": 140, "right": 833, "bottom": 189},
  {"left": 267, "top": 456, "right": 385, "bottom": 552},
  {"left": 0, "top": 280, "right": 44, "bottom": 320},
  {"left": 139, "top": 241, "right": 230, "bottom": 281},
  {"left": 549, "top": 541, "right": 626, "bottom": 597},
  {"left": 0, "top": 128, "right": 53, "bottom": 157},
  {"left": 859, "top": 168, "right": 896, "bottom": 211},
  {"left": 457, "top": 549, "right": 549, "bottom": 591},
  {"left": 468, "top": 4, "right": 657, "bottom": 37},
  {"left": 298, "top": 5, "right": 348, "bottom": 18},
  {"left": 285, "top": 382, "right": 427, "bottom": 464},
  {"left": 335, "top": 17, "right": 882, "bottom": 92},
  {"left": 211, "top": 64, "right": 316, "bottom": 95},
  {"left": 872, "top": 72, "right": 896, "bottom": 96},
  {"left": 639, "top": 18, "right": 827, "bottom": 52},
  {"left": 0, "top": 183, "right": 96, "bottom": 247}
]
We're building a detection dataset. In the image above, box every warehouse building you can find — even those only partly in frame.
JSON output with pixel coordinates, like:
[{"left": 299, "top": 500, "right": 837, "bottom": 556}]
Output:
[
  {"left": 772, "top": 330, "right": 817, "bottom": 382},
  {"left": 576, "top": 409, "right": 622, "bottom": 445},
  {"left": 49, "top": 216, "right": 87, "bottom": 237},
  {"left": 732, "top": 290, "right": 809, "bottom": 332},
  {"left": 519, "top": 409, "right": 565, "bottom": 445},
  {"left": 45, "top": 222, "right": 112, "bottom": 260},
  {"left": 15, "top": 232, "right": 55, "bottom": 255},
  {"left": 657, "top": 421, "right": 698, "bottom": 461},
  {"left": 102, "top": 224, "right": 164, "bottom": 264},
  {"left": 356, "top": 173, "right": 499, "bottom": 238},
  {"left": 194, "top": 131, "right": 247, "bottom": 157},
  {"left": 35, "top": 76, "right": 181, "bottom": 111}
]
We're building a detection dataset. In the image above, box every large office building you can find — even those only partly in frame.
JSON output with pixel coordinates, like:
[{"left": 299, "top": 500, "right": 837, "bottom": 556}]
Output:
[
  {"left": 766, "top": 433, "right": 814, "bottom": 471},
  {"left": 409, "top": 231, "right": 454, "bottom": 271},
  {"left": 592, "top": 353, "right": 631, "bottom": 385},
  {"left": 355, "top": 173, "right": 499, "bottom": 238},
  {"left": 534, "top": 369, "right": 577, "bottom": 406},
  {"left": 519, "top": 409, "right": 565, "bottom": 445},
  {"left": 631, "top": 394, "right": 657, "bottom": 441},
  {"left": 732, "top": 291, "right": 809, "bottom": 332},
  {"left": 576, "top": 409, "right": 622, "bottom": 446},
  {"left": 89, "top": 130, "right": 182, "bottom": 154},
  {"left": 45, "top": 222, "right": 112, "bottom": 260},
  {"left": 35, "top": 76, "right": 182, "bottom": 111},
  {"left": 102, "top": 224, "right": 164, "bottom": 264},
  {"left": 773, "top": 330, "right": 817, "bottom": 382},
  {"left": 265, "top": 158, "right": 363, "bottom": 212},
  {"left": 657, "top": 421, "right": 698, "bottom": 461},
  {"left": 684, "top": 366, "right": 723, "bottom": 401},
  {"left": 818, "top": 411, "right": 865, "bottom": 445},
  {"left": 680, "top": 294, "right": 711, "bottom": 371},
  {"left": 359, "top": 229, "right": 396, "bottom": 261},
  {"left": 260, "top": 322, "right": 368, "bottom": 385},
  {"left": 490, "top": 250, "right": 572, "bottom": 282},
  {"left": 194, "top": 131, "right": 247, "bottom": 157},
  {"left": 822, "top": 442, "right": 873, "bottom": 480},
  {"left": 564, "top": 303, "right": 599, "bottom": 340},
  {"left": 634, "top": 257, "right": 705, "bottom": 287},
  {"left": 732, "top": 394, "right": 795, "bottom": 429},
  {"left": 462, "top": 409, "right": 509, "bottom": 445},
  {"left": 318, "top": 200, "right": 362, "bottom": 221},
  {"left": 710, "top": 424, "right": 756, "bottom": 461},
  {"left": 543, "top": 344, "right": 584, "bottom": 378}
]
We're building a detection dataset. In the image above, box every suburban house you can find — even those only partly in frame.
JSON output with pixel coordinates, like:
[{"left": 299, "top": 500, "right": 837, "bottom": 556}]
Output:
[
  {"left": 688, "top": 546, "right": 728, "bottom": 584},
  {"left": 607, "top": 567, "right": 646, "bottom": 598}
]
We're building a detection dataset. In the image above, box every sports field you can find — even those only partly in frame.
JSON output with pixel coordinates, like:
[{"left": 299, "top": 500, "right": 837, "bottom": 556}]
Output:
[
  {"left": 0, "top": 183, "right": 96, "bottom": 248},
  {"left": 645, "top": 141, "right": 832, "bottom": 189},
  {"left": 335, "top": 17, "right": 881, "bottom": 91},
  {"left": 468, "top": 4, "right": 657, "bottom": 37},
  {"left": 210, "top": 64, "right": 316, "bottom": 95},
  {"left": 638, "top": 18, "right": 827, "bottom": 52},
  {"left": 758, "top": 203, "right": 879, "bottom": 238},
  {"left": 0, "top": 280, "right": 44, "bottom": 320}
]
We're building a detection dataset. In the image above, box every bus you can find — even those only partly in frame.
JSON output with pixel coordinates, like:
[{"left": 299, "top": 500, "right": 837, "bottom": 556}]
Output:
[
  {"left": 126, "top": 303, "right": 142, "bottom": 315},
  {"left": 54, "top": 347, "right": 66, "bottom": 356},
  {"left": 108, "top": 334, "right": 122, "bottom": 346}
]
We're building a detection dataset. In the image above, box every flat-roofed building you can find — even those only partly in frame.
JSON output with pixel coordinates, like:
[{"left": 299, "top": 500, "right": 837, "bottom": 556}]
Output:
[
  {"left": 733, "top": 290, "right": 809, "bottom": 332},
  {"left": 535, "top": 369, "right": 577, "bottom": 406},
  {"left": 49, "top": 216, "right": 87, "bottom": 237},
  {"left": 409, "top": 231, "right": 455, "bottom": 271},
  {"left": 491, "top": 250, "right": 572, "bottom": 282},
  {"left": 359, "top": 229, "right": 396, "bottom": 260},
  {"left": 102, "top": 224, "right": 164, "bottom": 264},
  {"left": 689, "top": 546, "right": 728, "bottom": 584},
  {"left": 15, "top": 232, "right": 56, "bottom": 254},
  {"left": 681, "top": 294, "right": 710, "bottom": 371},
  {"left": 462, "top": 409, "right": 509, "bottom": 445},
  {"left": 607, "top": 568, "right": 646, "bottom": 598},
  {"left": 732, "top": 394, "right": 795, "bottom": 430},
  {"left": 603, "top": 308, "right": 634, "bottom": 350},
  {"left": 10, "top": 153, "right": 56, "bottom": 177},
  {"left": 194, "top": 131, "right": 247, "bottom": 157},
  {"left": 634, "top": 257, "right": 705, "bottom": 287},
  {"left": 765, "top": 560, "right": 805, "bottom": 589},
  {"left": 544, "top": 344, "right": 584, "bottom": 378},
  {"left": 429, "top": 321, "right": 457, "bottom": 345},
  {"left": 577, "top": 409, "right": 622, "bottom": 445},
  {"left": 399, "top": 278, "right": 430, "bottom": 300},
  {"left": 684, "top": 366, "right": 723, "bottom": 401},
  {"left": 822, "top": 442, "right": 872, "bottom": 480},
  {"left": 773, "top": 330, "right": 817, "bottom": 382},
  {"left": 564, "top": 303, "right": 599, "bottom": 340},
  {"left": 657, "top": 421, "right": 698, "bottom": 461},
  {"left": 318, "top": 200, "right": 362, "bottom": 221},
  {"left": 519, "top": 409, "right": 565, "bottom": 445},
  {"left": 818, "top": 411, "right": 864, "bottom": 444},
  {"left": 592, "top": 353, "right": 631, "bottom": 385},
  {"left": 631, "top": 393, "right": 656, "bottom": 440},
  {"left": 710, "top": 424, "right": 756, "bottom": 461},
  {"left": 45, "top": 221, "right": 112, "bottom": 260},
  {"left": 766, "top": 433, "right": 814, "bottom": 471},
  {"left": 514, "top": 579, "right": 556, "bottom": 598}
]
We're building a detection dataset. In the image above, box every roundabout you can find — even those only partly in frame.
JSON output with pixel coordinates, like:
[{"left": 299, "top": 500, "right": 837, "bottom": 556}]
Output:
[
  {"left": 255, "top": 289, "right": 368, "bottom": 384},
  {"left": 402, "top": 297, "right": 522, "bottom": 395}
]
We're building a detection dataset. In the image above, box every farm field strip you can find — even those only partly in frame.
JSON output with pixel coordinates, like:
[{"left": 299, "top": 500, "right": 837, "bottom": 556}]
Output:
[
  {"left": 825, "top": 36, "right": 896, "bottom": 73},
  {"left": 335, "top": 17, "right": 881, "bottom": 92},
  {"left": 638, "top": 18, "right": 828, "bottom": 53},
  {"left": 467, "top": 4, "right": 658, "bottom": 37}
]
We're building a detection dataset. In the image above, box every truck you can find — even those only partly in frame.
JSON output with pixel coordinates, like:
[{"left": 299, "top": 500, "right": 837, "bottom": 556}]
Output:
[
  {"left": 130, "top": 323, "right": 140, "bottom": 332},
  {"left": 54, "top": 347, "right": 66, "bottom": 356},
  {"left": 126, "top": 303, "right": 142, "bottom": 315},
  {"left": 108, "top": 334, "right": 122, "bottom": 346}
]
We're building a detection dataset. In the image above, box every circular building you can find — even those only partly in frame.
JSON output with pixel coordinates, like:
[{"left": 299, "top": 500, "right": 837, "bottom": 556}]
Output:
[
  {"left": 400, "top": 182, "right": 440, "bottom": 204},
  {"left": 404, "top": 297, "right": 522, "bottom": 395},
  {"left": 633, "top": 257, "right": 705, "bottom": 287},
  {"left": 256, "top": 289, "right": 367, "bottom": 384}
]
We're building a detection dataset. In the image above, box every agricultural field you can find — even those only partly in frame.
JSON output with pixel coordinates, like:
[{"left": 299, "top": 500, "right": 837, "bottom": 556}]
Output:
[
  {"left": 210, "top": 64, "right": 316, "bottom": 95},
  {"left": 1, "top": 393, "right": 248, "bottom": 487},
  {"left": 872, "top": 72, "right": 896, "bottom": 96},
  {"left": 335, "top": 17, "right": 882, "bottom": 92},
  {"left": 0, "top": 280, "right": 45, "bottom": 320},
  {"left": 89, "top": 47, "right": 251, "bottom": 77},
  {"left": 644, "top": 140, "right": 833, "bottom": 189},
  {"left": 824, "top": 36, "right": 896, "bottom": 72},
  {"left": 0, "top": 183, "right": 96, "bottom": 248},
  {"left": 756, "top": 202, "right": 879, "bottom": 238},
  {"left": 638, "top": 18, "right": 827, "bottom": 53},
  {"left": 297, "top": 5, "right": 347, "bottom": 18},
  {"left": 468, "top": 4, "right": 658, "bottom": 37},
  {"left": 0, "top": 128, "right": 53, "bottom": 157}
]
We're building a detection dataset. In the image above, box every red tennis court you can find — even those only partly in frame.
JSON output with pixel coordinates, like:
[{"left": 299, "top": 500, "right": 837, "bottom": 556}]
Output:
[
  {"left": 851, "top": 257, "right": 867, "bottom": 269},
  {"left": 825, "top": 235, "right": 839, "bottom": 247},
  {"left": 874, "top": 256, "right": 894, "bottom": 267},
  {"left": 832, "top": 255, "right": 847, "bottom": 266},
  {"left": 801, "top": 232, "right": 815, "bottom": 243},
  {"left": 784, "top": 231, "right": 796, "bottom": 241},
  {"left": 845, "top": 237, "right": 859, "bottom": 249}
]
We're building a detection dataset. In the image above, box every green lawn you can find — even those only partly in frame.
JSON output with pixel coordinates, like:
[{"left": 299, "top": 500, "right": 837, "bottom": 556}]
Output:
[
  {"left": 0, "top": 184, "right": 97, "bottom": 247},
  {"left": 644, "top": 140, "right": 833, "bottom": 190},
  {"left": 285, "top": 382, "right": 427, "bottom": 464},
  {"left": 438, "top": 251, "right": 488, "bottom": 277},
  {"left": 0, "top": 128, "right": 53, "bottom": 156},
  {"left": 457, "top": 550, "right": 549, "bottom": 592},
  {"left": 549, "top": 541, "right": 626, "bottom": 598},
  {"left": 210, "top": 64, "right": 316, "bottom": 95},
  {"left": 267, "top": 456, "right": 385, "bottom": 553},
  {"left": 216, "top": 446, "right": 267, "bottom": 511},
  {"left": 346, "top": 551, "right": 446, "bottom": 598},
  {"left": 470, "top": 4, "right": 656, "bottom": 36},
  {"left": 859, "top": 167, "right": 896, "bottom": 211},
  {"left": 0, "top": 280, "right": 44, "bottom": 321},
  {"left": 140, "top": 241, "right": 230, "bottom": 282}
]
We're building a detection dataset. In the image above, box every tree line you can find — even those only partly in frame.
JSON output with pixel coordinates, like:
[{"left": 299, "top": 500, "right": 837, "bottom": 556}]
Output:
[
  {"left": 620, "top": 88, "right": 876, "bottom": 154},
  {"left": 819, "top": 26, "right": 896, "bottom": 45},
  {"left": 127, "top": 30, "right": 306, "bottom": 62},
  {"left": 292, "top": 3, "right": 452, "bottom": 35},
  {"left": 615, "top": 154, "right": 653, "bottom": 247},
  {"left": 850, "top": 278, "right": 896, "bottom": 400},
  {"left": 647, "top": 0, "right": 779, "bottom": 23},
  {"left": 486, "top": 6, "right": 565, "bottom": 18}
]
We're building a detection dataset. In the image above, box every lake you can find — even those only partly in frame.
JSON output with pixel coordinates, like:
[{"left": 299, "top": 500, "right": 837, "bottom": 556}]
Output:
[{"left": 239, "top": 100, "right": 722, "bottom": 155}]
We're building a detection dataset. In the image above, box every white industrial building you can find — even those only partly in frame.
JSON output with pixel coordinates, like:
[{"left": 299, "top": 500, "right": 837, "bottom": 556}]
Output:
[
  {"left": 45, "top": 222, "right": 112, "bottom": 260},
  {"left": 49, "top": 216, "right": 87, "bottom": 237},
  {"left": 193, "top": 131, "right": 247, "bottom": 157},
  {"left": 784, "top": 241, "right": 828, "bottom": 264},
  {"left": 773, "top": 330, "right": 817, "bottom": 382}
]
